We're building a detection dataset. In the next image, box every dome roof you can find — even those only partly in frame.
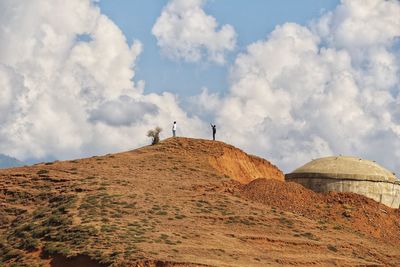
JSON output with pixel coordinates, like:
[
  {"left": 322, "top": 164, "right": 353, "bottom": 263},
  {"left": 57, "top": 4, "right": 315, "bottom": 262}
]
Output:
[{"left": 286, "top": 156, "right": 398, "bottom": 183}]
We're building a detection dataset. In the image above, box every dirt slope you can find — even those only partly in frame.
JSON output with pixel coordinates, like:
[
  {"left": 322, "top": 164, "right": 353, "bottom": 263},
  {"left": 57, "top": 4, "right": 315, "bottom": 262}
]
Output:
[
  {"left": 240, "top": 178, "right": 400, "bottom": 245},
  {"left": 209, "top": 145, "right": 284, "bottom": 183},
  {"left": 0, "top": 137, "right": 399, "bottom": 266}
]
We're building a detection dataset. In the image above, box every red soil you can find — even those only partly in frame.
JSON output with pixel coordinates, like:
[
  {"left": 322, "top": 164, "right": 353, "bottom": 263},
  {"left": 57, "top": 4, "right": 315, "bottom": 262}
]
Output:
[
  {"left": 50, "top": 254, "right": 107, "bottom": 267},
  {"left": 208, "top": 145, "right": 284, "bottom": 183},
  {"left": 239, "top": 178, "right": 400, "bottom": 245}
]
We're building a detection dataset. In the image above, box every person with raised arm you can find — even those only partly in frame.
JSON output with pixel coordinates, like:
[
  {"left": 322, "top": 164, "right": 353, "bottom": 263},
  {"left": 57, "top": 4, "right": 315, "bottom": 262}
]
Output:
[{"left": 210, "top": 123, "right": 216, "bottom": 141}]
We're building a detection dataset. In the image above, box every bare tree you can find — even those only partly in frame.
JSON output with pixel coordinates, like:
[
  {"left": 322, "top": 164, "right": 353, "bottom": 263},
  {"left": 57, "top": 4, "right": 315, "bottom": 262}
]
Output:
[{"left": 147, "top": 127, "right": 162, "bottom": 145}]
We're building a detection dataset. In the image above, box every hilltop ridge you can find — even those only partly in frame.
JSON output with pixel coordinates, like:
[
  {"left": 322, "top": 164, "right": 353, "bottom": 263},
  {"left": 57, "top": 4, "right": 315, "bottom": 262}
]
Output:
[{"left": 0, "top": 138, "right": 399, "bottom": 266}]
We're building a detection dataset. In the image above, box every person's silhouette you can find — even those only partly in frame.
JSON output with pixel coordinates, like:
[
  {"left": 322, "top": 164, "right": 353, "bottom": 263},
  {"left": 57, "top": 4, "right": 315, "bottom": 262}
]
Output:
[{"left": 210, "top": 124, "right": 216, "bottom": 140}]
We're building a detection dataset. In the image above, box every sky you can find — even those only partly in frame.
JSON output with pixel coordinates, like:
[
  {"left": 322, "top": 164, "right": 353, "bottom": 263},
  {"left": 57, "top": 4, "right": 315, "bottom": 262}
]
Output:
[
  {"left": 0, "top": 0, "right": 400, "bottom": 175},
  {"left": 99, "top": 0, "right": 339, "bottom": 97}
]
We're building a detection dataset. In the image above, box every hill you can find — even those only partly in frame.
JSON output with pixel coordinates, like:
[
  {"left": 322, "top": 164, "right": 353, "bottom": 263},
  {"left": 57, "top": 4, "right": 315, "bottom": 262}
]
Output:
[
  {"left": 0, "top": 154, "right": 25, "bottom": 169},
  {"left": 0, "top": 138, "right": 399, "bottom": 266}
]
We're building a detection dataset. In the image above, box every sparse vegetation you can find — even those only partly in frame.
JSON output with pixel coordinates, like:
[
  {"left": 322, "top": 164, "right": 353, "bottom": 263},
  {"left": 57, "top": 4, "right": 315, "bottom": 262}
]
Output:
[
  {"left": 327, "top": 244, "right": 338, "bottom": 252},
  {"left": 333, "top": 224, "right": 343, "bottom": 230},
  {"left": 2, "top": 248, "right": 23, "bottom": 261},
  {"left": 147, "top": 126, "right": 162, "bottom": 145},
  {"left": 300, "top": 232, "right": 319, "bottom": 241},
  {"left": 279, "top": 216, "right": 294, "bottom": 228},
  {"left": 37, "top": 169, "right": 49, "bottom": 175},
  {"left": 44, "top": 214, "right": 71, "bottom": 226},
  {"left": 43, "top": 242, "right": 70, "bottom": 255},
  {"left": 18, "top": 237, "right": 39, "bottom": 251}
]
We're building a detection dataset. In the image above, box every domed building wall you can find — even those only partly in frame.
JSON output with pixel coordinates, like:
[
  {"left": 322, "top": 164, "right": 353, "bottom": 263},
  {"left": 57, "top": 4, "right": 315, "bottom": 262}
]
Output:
[{"left": 285, "top": 156, "right": 400, "bottom": 209}]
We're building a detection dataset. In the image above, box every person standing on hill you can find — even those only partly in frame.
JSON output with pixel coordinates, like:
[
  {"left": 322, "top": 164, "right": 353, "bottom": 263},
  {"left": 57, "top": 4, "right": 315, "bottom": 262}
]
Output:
[
  {"left": 210, "top": 123, "right": 216, "bottom": 141},
  {"left": 172, "top": 121, "right": 177, "bottom": 137}
]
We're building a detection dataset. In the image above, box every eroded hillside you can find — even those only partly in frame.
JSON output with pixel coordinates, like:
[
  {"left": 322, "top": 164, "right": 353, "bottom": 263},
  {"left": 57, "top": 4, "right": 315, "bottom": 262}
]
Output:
[{"left": 0, "top": 138, "right": 399, "bottom": 266}]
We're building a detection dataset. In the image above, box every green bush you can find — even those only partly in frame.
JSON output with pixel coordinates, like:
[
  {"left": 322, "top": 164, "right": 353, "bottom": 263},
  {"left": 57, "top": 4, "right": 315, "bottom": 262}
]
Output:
[
  {"left": 43, "top": 242, "right": 70, "bottom": 255},
  {"left": 18, "top": 237, "right": 39, "bottom": 251},
  {"left": 32, "top": 226, "right": 50, "bottom": 238},
  {"left": 3, "top": 249, "right": 23, "bottom": 261},
  {"left": 32, "top": 208, "right": 48, "bottom": 219},
  {"left": 44, "top": 214, "right": 70, "bottom": 226},
  {"left": 14, "top": 223, "right": 35, "bottom": 238}
]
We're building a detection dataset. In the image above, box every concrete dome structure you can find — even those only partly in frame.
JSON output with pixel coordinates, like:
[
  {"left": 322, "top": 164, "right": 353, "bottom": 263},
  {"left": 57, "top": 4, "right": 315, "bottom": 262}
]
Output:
[{"left": 285, "top": 156, "right": 400, "bottom": 208}]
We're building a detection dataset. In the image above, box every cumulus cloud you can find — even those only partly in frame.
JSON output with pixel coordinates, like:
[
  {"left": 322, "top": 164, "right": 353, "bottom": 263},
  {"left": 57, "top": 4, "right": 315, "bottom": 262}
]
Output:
[
  {"left": 188, "top": 87, "right": 221, "bottom": 115},
  {"left": 2, "top": 0, "right": 400, "bottom": 177},
  {"left": 152, "top": 0, "right": 236, "bottom": 64},
  {"left": 214, "top": 0, "right": 400, "bottom": 173},
  {"left": 89, "top": 96, "right": 159, "bottom": 127},
  {"left": 0, "top": 65, "right": 25, "bottom": 123},
  {"left": 314, "top": 0, "right": 400, "bottom": 50},
  {"left": 0, "top": 0, "right": 206, "bottom": 161}
]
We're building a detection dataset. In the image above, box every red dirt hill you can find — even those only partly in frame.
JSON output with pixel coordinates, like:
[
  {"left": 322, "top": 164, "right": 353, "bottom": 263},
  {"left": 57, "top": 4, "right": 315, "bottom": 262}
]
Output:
[
  {"left": 0, "top": 138, "right": 399, "bottom": 266},
  {"left": 239, "top": 178, "right": 400, "bottom": 245}
]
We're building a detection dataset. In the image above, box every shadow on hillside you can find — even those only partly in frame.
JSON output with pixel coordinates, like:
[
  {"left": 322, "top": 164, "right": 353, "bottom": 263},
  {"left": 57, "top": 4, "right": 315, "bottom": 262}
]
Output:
[{"left": 49, "top": 254, "right": 108, "bottom": 267}]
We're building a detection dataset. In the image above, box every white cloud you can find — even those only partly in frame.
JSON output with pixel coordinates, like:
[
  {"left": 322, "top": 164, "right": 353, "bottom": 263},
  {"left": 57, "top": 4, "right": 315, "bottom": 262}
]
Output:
[
  {"left": 0, "top": 0, "right": 206, "bottom": 161},
  {"left": 314, "top": 0, "right": 400, "bottom": 50},
  {"left": 188, "top": 87, "right": 221, "bottom": 114},
  {"left": 214, "top": 0, "right": 400, "bottom": 173},
  {"left": 89, "top": 96, "right": 159, "bottom": 127},
  {"left": 0, "top": 65, "right": 25, "bottom": 123},
  {"left": 152, "top": 0, "right": 236, "bottom": 64},
  {"left": 2, "top": 0, "right": 400, "bottom": 178}
]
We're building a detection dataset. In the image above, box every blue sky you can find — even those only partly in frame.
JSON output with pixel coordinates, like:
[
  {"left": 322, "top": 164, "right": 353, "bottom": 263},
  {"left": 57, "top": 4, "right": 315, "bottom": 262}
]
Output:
[{"left": 99, "top": 0, "right": 339, "bottom": 97}]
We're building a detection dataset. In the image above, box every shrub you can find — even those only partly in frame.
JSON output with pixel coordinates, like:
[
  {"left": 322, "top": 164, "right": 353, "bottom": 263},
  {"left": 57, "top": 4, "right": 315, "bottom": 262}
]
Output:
[
  {"left": 43, "top": 214, "right": 70, "bottom": 226},
  {"left": 15, "top": 223, "right": 34, "bottom": 234},
  {"left": 43, "top": 242, "right": 70, "bottom": 255},
  {"left": 32, "top": 226, "right": 50, "bottom": 238},
  {"left": 3, "top": 249, "right": 23, "bottom": 261},
  {"left": 327, "top": 244, "right": 338, "bottom": 252},
  {"left": 333, "top": 224, "right": 343, "bottom": 230},
  {"left": 301, "top": 232, "right": 319, "bottom": 241},
  {"left": 147, "top": 127, "right": 162, "bottom": 145},
  {"left": 32, "top": 208, "right": 48, "bottom": 219},
  {"left": 18, "top": 237, "right": 39, "bottom": 251},
  {"left": 37, "top": 169, "right": 49, "bottom": 175}
]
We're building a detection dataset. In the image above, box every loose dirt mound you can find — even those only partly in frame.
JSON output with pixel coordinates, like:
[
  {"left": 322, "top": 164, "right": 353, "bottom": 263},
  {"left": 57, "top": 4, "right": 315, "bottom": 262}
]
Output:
[{"left": 240, "top": 178, "right": 400, "bottom": 244}]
